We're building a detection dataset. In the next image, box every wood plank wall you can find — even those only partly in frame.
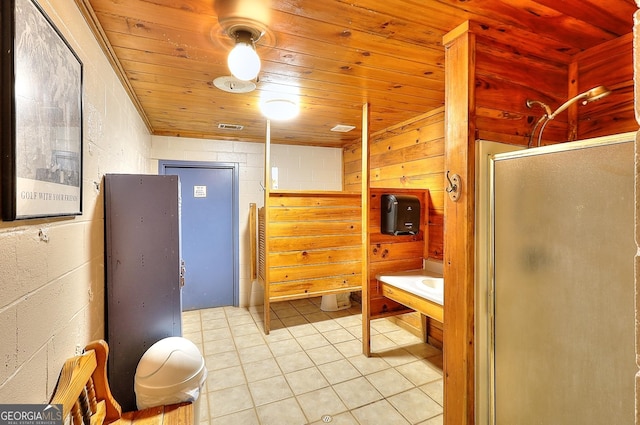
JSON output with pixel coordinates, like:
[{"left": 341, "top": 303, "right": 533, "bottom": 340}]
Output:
[
  {"left": 572, "top": 32, "right": 635, "bottom": 139},
  {"left": 340, "top": 24, "right": 633, "bottom": 377},
  {"left": 475, "top": 36, "right": 567, "bottom": 145},
  {"left": 475, "top": 31, "right": 635, "bottom": 146},
  {"left": 343, "top": 31, "right": 633, "bottom": 277},
  {"left": 367, "top": 188, "right": 443, "bottom": 346},
  {"left": 344, "top": 108, "right": 445, "bottom": 344},
  {"left": 368, "top": 189, "right": 428, "bottom": 309},
  {"left": 344, "top": 107, "right": 445, "bottom": 260},
  {"left": 263, "top": 191, "right": 362, "bottom": 301}
]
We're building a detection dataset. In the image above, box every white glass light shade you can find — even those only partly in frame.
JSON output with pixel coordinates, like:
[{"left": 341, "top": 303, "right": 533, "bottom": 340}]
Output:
[
  {"left": 227, "top": 42, "right": 261, "bottom": 81},
  {"left": 260, "top": 98, "right": 299, "bottom": 120}
]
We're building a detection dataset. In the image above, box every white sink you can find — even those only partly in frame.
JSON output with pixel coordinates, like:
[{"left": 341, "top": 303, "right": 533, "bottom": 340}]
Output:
[
  {"left": 376, "top": 269, "right": 444, "bottom": 305},
  {"left": 422, "top": 277, "right": 444, "bottom": 291}
]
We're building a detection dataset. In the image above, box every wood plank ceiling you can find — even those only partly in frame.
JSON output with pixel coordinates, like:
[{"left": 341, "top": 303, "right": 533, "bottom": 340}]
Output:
[{"left": 76, "top": 0, "right": 635, "bottom": 147}]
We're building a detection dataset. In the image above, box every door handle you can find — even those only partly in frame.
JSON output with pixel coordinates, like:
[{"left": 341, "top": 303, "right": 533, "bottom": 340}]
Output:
[{"left": 180, "top": 260, "right": 186, "bottom": 287}]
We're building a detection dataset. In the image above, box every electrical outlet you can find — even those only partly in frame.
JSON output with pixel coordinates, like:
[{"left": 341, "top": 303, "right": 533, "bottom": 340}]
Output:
[{"left": 75, "top": 344, "right": 82, "bottom": 355}]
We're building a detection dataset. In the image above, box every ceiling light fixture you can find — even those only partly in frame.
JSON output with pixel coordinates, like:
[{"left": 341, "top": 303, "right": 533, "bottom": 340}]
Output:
[
  {"left": 215, "top": 1, "right": 272, "bottom": 82},
  {"left": 260, "top": 98, "right": 299, "bottom": 121},
  {"left": 227, "top": 29, "right": 261, "bottom": 81},
  {"left": 213, "top": 75, "right": 256, "bottom": 93}
]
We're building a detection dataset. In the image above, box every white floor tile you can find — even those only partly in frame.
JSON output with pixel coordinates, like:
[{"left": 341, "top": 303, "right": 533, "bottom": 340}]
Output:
[
  {"left": 332, "top": 377, "right": 383, "bottom": 409},
  {"left": 296, "top": 387, "right": 348, "bottom": 423},
  {"left": 255, "top": 398, "right": 307, "bottom": 425},
  {"left": 186, "top": 297, "right": 443, "bottom": 425},
  {"left": 351, "top": 399, "right": 410, "bottom": 425},
  {"left": 248, "top": 375, "right": 293, "bottom": 406},
  {"left": 284, "top": 366, "right": 329, "bottom": 395}
]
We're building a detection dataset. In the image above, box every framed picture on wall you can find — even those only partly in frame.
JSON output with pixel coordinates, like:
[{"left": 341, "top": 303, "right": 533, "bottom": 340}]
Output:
[{"left": 0, "top": 0, "right": 83, "bottom": 220}]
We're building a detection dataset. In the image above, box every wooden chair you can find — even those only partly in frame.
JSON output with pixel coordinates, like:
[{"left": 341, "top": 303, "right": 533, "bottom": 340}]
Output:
[{"left": 50, "top": 340, "right": 193, "bottom": 425}]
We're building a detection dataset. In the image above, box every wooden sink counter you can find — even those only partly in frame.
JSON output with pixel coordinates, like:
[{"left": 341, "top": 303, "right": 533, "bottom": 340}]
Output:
[
  {"left": 376, "top": 269, "right": 444, "bottom": 323},
  {"left": 380, "top": 281, "right": 444, "bottom": 323}
]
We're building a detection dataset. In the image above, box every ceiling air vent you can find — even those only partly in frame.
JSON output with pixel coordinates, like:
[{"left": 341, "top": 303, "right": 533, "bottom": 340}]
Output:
[
  {"left": 330, "top": 124, "right": 356, "bottom": 133},
  {"left": 218, "top": 123, "right": 244, "bottom": 130}
]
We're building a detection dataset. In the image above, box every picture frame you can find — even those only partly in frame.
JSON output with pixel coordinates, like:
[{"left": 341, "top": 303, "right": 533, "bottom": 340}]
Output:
[{"left": 1, "top": 0, "right": 83, "bottom": 220}]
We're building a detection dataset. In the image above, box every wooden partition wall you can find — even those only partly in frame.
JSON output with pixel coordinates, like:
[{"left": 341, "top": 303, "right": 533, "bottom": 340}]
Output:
[
  {"left": 361, "top": 188, "right": 431, "bottom": 355},
  {"left": 344, "top": 107, "right": 445, "bottom": 260},
  {"left": 258, "top": 191, "right": 363, "bottom": 333},
  {"left": 345, "top": 107, "right": 445, "bottom": 345},
  {"left": 258, "top": 120, "right": 363, "bottom": 334}
]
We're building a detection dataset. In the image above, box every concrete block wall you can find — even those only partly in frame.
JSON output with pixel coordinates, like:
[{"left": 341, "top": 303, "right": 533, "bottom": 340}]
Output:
[
  {"left": 0, "top": 1, "right": 152, "bottom": 404},
  {"left": 271, "top": 144, "right": 342, "bottom": 190},
  {"left": 150, "top": 137, "right": 343, "bottom": 307},
  {"left": 0, "top": 0, "right": 343, "bottom": 400}
]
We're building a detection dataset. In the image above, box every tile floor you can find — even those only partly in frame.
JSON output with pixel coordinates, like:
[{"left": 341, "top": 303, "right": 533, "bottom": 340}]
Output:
[{"left": 182, "top": 297, "right": 443, "bottom": 425}]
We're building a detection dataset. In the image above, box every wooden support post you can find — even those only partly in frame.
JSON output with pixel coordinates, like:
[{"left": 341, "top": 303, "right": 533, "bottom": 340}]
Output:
[
  {"left": 443, "top": 21, "right": 476, "bottom": 425},
  {"left": 361, "top": 103, "right": 371, "bottom": 357},
  {"left": 263, "top": 120, "right": 272, "bottom": 334},
  {"left": 567, "top": 61, "right": 579, "bottom": 141}
]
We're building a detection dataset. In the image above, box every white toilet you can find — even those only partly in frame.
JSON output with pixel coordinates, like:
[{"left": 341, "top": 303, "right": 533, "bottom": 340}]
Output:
[{"left": 320, "top": 292, "right": 352, "bottom": 311}]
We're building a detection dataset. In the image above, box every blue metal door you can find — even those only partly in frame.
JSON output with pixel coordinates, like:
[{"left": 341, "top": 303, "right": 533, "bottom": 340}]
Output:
[{"left": 161, "top": 162, "right": 238, "bottom": 310}]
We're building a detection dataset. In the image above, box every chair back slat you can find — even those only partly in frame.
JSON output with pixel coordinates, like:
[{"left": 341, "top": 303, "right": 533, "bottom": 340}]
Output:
[
  {"left": 79, "top": 386, "right": 91, "bottom": 425},
  {"left": 51, "top": 342, "right": 122, "bottom": 425},
  {"left": 71, "top": 400, "right": 83, "bottom": 425},
  {"left": 83, "top": 341, "right": 122, "bottom": 424},
  {"left": 87, "top": 377, "right": 98, "bottom": 413},
  {"left": 51, "top": 352, "right": 98, "bottom": 420}
]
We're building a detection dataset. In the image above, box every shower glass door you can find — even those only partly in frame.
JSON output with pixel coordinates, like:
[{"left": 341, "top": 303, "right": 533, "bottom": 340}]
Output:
[{"left": 490, "top": 135, "right": 635, "bottom": 425}]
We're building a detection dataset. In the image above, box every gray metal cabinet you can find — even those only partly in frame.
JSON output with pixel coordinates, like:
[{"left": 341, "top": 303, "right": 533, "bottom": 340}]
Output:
[{"left": 104, "top": 174, "right": 182, "bottom": 411}]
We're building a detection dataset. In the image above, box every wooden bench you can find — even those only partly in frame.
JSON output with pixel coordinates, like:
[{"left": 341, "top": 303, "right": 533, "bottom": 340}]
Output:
[{"left": 50, "top": 340, "right": 193, "bottom": 425}]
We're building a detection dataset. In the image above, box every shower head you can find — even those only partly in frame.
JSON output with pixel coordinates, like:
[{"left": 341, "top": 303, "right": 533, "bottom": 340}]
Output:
[
  {"left": 547, "top": 85, "right": 611, "bottom": 120},
  {"left": 525, "top": 85, "right": 612, "bottom": 148},
  {"left": 582, "top": 85, "right": 611, "bottom": 103}
]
